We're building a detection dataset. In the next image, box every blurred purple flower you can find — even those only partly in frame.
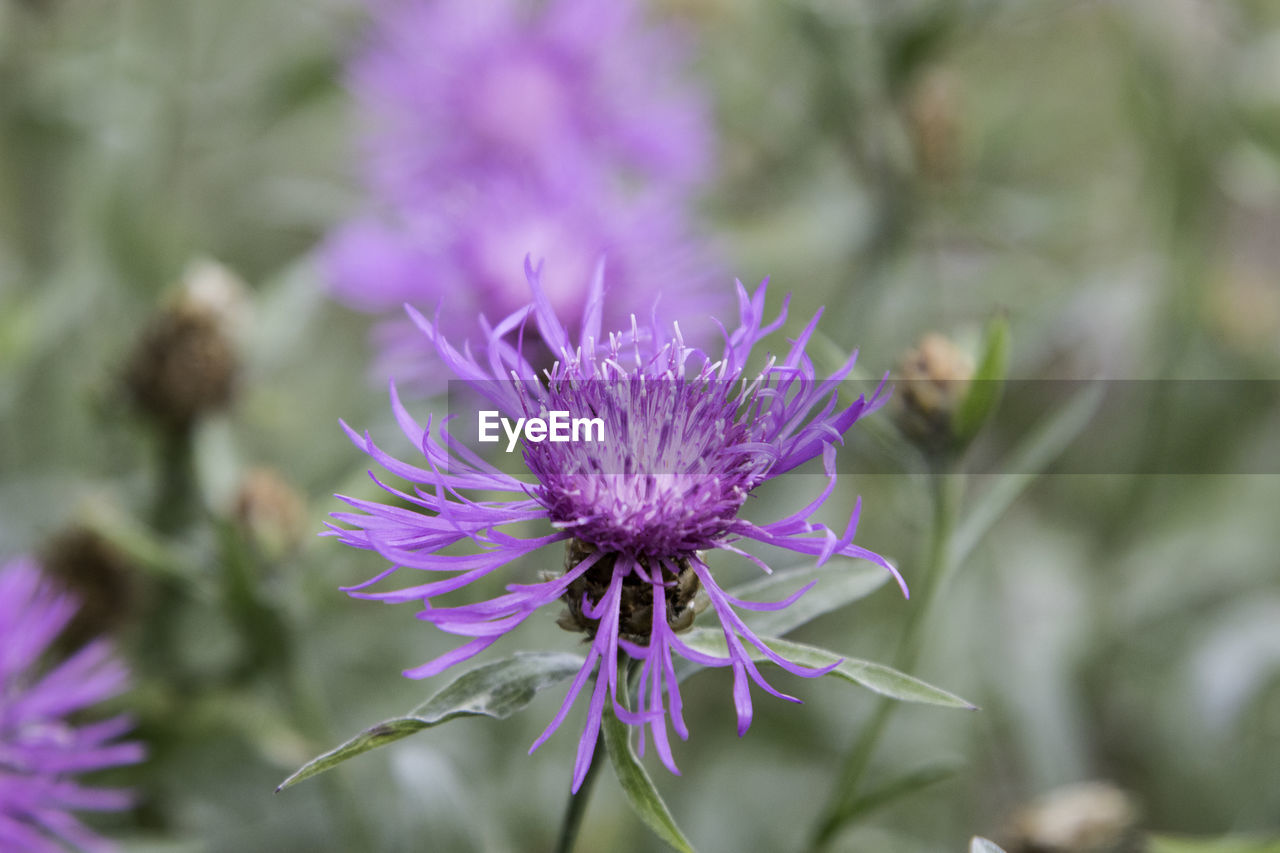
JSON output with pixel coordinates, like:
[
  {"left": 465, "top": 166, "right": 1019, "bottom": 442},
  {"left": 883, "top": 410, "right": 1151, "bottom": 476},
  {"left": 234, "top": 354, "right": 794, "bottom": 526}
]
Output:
[
  {"left": 324, "top": 0, "right": 719, "bottom": 385},
  {"left": 330, "top": 263, "right": 906, "bottom": 790},
  {"left": 0, "top": 557, "right": 143, "bottom": 852},
  {"left": 351, "top": 0, "right": 710, "bottom": 204},
  {"left": 326, "top": 176, "right": 717, "bottom": 386}
]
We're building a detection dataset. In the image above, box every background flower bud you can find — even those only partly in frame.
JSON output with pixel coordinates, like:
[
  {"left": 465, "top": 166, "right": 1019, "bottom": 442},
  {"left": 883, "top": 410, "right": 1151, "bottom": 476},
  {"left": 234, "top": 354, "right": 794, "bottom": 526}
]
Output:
[
  {"left": 893, "top": 314, "right": 1010, "bottom": 459},
  {"left": 893, "top": 332, "right": 975, "bottom": 454},
  {"left": 231, "top": 466, "right": 308, "bottom": 563},
  {"left": 1006, "top": 781, "right": 1143, "bottom": 853},
  {"left": 39, "top": 523, "right": 140, "bottom": 649},
  {"left": 124, "top": 260, "right": 249, "bottom": 431}
]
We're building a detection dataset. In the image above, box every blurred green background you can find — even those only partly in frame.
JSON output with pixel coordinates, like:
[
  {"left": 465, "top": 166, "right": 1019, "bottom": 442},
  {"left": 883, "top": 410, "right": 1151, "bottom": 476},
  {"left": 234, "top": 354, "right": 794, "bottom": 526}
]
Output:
[{"left": 2, "top": 0, "right": 1279, "bottom": 850}]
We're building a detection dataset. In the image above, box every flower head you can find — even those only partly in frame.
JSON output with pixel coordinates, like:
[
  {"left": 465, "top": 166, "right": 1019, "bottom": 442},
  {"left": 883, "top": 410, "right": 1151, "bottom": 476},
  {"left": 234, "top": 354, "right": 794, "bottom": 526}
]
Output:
[
  {"left": 0, "top": 557, "right": 143, "bottom": 852},
  {"left": 325, "top": 176, "right": 716, "bottom": 386},
  {"left": 351, "top": 0, "right": 710, "bottom": 204},
  {"left": 331, "top": 262, "right": 905, "bottom": 790},
  {"left": 324, "top": 0, "right": 718, "bottom": 385}
]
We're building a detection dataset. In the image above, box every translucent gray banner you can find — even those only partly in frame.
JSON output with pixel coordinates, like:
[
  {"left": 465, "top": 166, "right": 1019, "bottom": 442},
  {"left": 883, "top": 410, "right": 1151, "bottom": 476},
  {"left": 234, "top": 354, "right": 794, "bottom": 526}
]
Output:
[{"left": 441, "top": 380, "right": 1280, "bottom": 476}]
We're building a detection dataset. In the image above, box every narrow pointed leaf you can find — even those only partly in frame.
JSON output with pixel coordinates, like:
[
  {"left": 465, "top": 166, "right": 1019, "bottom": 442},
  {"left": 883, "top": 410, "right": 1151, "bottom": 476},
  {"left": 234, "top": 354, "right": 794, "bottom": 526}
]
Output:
[
  {"left": 603, "top": 697, "right": 698, "bottom": 853},
  {"left": 406, "top": 652, "right": 586, "bottom": 718},
  {"left": 731, "top": 559, "right": 891, "bottom": 638},
  {"left": 276, "top": 652, "right": 584, "bottom": 791},
  {"left": 835, "top": 760, "right": 961, "bottom": 825},
  {"left": 680, "top": 630, "right": 976, "bottom": 709},
  {"left": 953, "top": 315, "right": 1010, "bottom": 443},
  {"left": 972, "top": 838, "right": 1009, "bottom": 853}
]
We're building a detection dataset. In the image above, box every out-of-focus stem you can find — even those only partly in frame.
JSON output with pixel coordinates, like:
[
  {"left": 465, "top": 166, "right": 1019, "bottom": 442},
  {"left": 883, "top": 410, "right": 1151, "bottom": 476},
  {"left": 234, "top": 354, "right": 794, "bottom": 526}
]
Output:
[
  {"left": 811, "top": 470, "right": 962, "bottom": 848},
  {"left": 898, "top": 469, "right": 962, "bottom": 670},
  {"left": 151, "top": 425, "right": 198, "bottom": 536},
  {"left": 138, "top": 426, "right": 199, "bottom": 681}
]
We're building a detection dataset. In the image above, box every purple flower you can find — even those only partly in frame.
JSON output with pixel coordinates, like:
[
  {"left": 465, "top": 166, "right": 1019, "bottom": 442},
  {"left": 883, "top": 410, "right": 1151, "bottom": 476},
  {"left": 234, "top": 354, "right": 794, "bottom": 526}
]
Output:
[
  {"left": 324, "top": 0, "right": 719, "bottom": 385},
  {"left": 351, "top": 0, "right": 710, "bottom": 205},
  {"left": 325, "top": 176, "right": 717, "bottom": 387},
  {"left": 0, "top": 557, "right": 143, "bottom": 852},
  {"left": 331, "top": 262, "right": 906, "bottom": 791}
]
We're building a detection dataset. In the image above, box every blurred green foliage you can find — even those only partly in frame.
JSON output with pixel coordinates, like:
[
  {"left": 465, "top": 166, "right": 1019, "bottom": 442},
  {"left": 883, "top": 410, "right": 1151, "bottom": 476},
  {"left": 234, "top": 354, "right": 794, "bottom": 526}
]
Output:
[{"left": 3, "top": 0, "right": 1280, "bottom": 850}]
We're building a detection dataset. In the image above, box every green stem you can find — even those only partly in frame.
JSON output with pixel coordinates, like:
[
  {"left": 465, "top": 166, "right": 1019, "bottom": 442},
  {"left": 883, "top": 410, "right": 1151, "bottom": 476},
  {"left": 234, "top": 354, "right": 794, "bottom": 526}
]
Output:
[
  {"left": 898, "top": 470, "right": 962, "bottom": 672},
  {"left": 217, "top": 520, "right": 291, "bottom": 681},
  {"left": 811, "top": 469, "right": 963, "bottom": 848},
  {"left": 151, "top": 425, "right": 198, "bottom": 535},
  {"left": 137, "top": 426, "right": 199, "bottom": 679},
  {"left": 554, "top": 729, "right": 604, "bottom": 853},
  {"left": 555, "top": 658, "right": 640, "bottom": 853},
  {"left": 213, "top": 520, "right": 374, "bottom": 849}
]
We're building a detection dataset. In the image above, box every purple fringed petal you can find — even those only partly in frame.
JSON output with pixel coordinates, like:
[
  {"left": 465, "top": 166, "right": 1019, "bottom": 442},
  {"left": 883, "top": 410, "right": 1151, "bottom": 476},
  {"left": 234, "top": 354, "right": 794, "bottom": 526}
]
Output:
[
  {"left": 403, "top": 636, "right": 500, "bottom": 680},
  {"left": 696, "top": 564, "right": 840, "bottom": 680},
  {"left": 730, "top": 663, "right": 754, "bottom": 737},
  {"left": 719, "top": 580, "right": 817, "bottom": 613}
]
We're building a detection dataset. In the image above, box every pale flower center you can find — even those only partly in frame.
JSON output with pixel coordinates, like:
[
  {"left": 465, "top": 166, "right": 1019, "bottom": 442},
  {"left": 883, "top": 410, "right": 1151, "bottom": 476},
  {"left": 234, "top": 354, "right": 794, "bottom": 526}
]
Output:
[
  {"left": 471, "top": 213, "right": 595, "bottom": 318},
  {"left": 470, "top": 55, "right": 568, "bottom": 155}
]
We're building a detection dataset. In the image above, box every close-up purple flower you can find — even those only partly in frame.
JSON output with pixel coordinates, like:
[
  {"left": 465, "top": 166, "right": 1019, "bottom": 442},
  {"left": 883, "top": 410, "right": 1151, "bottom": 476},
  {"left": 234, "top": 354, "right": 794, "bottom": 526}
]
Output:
[
  {"left": 330, "top": 261, "right": 907, "bottom": 791},
  {"left": 0, "top": 557, "right": 144, "bottom": 852}
]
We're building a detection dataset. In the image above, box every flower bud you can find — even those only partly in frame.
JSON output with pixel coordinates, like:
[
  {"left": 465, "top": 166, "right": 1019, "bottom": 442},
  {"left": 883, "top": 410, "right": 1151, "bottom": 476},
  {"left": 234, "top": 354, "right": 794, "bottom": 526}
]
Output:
[
  {"left": 893, "top": 332, "right": 974, "bottom": 454},
  {"left": 231, "top": 467, "right": 308, "bottom": 563},
  {"left": 555, "top": 539, "right": 707, "bottom": 643},
  {"left": 894, "top": 315, "right": 1009, "bottom": 460},
  {"left": 1006, "top": 781, "right": 1143, "bottom": 853},
  {"left": 1207, "top": 263, "right": 1280, "bottom": 360},
  {"left": 124, "top": 260, "right": 248, "bottom": 431},
  {"left": 39, "top": 524, "right": 140, "bottom": 648}
]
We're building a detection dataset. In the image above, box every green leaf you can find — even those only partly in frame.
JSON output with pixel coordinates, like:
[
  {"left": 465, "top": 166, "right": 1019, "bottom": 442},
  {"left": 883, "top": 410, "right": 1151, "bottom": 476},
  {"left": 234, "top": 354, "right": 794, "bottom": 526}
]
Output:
[
  {"left": 730, "top": 558, "right": 893, "bottom": 638},
  {"left": 971, "top": 838, "right": 1009, "bottom": 853},
  {"left": 952, "top": 381, "right": 1104, "bottom": 566},
  {"left": 679, "top": 630, "right": 976, "bottom": 709},
  {"left": 276, "top": 652, "right": 584, "bottom": 791},
  {"left": 603, "top": 697, "right": 698, "bottom": 853},
  {"left": 834, "top": 759, "right": 961, "bottom": 825},
  {"left": 675, "top": 560, "right": 894, "bottom": 684},
  {"left": 953, "top": 315, "right": 1010, "bottom": 444}
]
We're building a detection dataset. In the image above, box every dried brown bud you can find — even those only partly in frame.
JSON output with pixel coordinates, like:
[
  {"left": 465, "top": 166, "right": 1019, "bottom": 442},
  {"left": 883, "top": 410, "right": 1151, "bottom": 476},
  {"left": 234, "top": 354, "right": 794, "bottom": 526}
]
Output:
[
  {"left": 556, "top": 539, "right": 707, "bottom": 643},
  {"left": 39, "top": 525, "right": 140, "bottom": 648},
  {"left": 893, "top": 333, "right": 974, "bottom": 453},
  {"left": 232, "top": 467, "right": 308, "bottom": 561},
  {"left": 124, "top": 260, "right": 248, "bottom": 430},
  {"left": 1006, "top": 781, "right": 1144, "bottom": 853}
]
